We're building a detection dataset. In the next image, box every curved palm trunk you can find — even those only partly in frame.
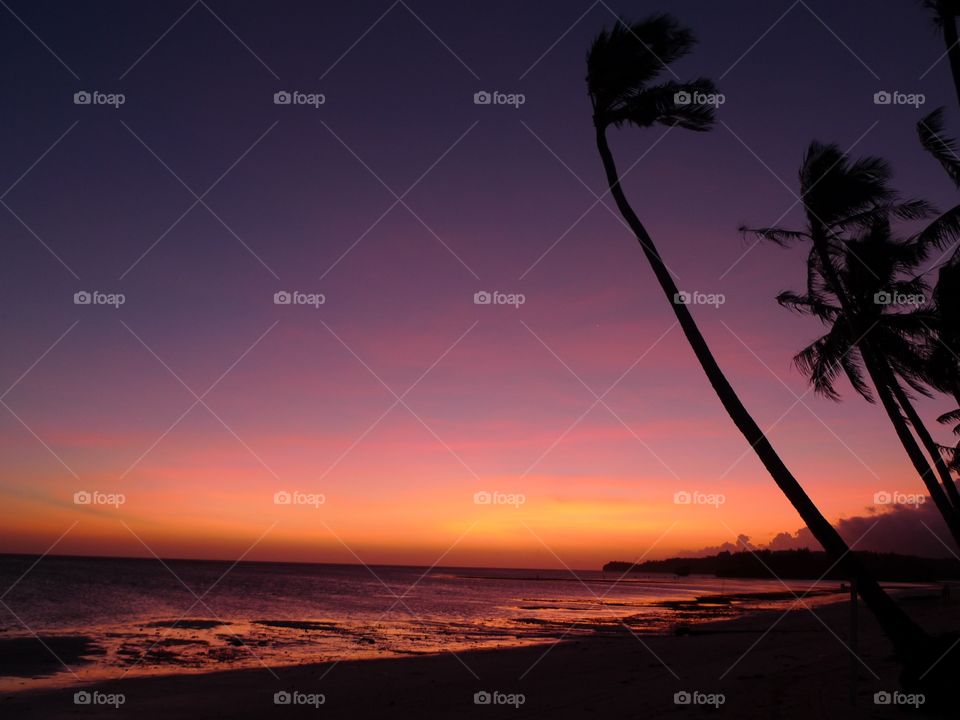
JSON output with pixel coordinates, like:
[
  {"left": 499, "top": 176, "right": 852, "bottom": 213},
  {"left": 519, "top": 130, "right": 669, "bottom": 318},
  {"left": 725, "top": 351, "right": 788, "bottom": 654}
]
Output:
[
  {"left": 594, "top": 125, "right": 925, "bottom": 655},
  {"left": 889, "top": 378, "right": 960, "bottom": 509},
  {"left": 859, "top": 351, "right": 960, "bottom": 549}
]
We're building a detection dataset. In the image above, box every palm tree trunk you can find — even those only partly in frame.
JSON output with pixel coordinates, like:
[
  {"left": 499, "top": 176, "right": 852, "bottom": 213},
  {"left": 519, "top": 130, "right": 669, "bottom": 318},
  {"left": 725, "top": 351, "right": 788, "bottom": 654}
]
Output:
[
  {"left": 889, "top": 377, "right": 960, "bottom": 509},
  {"left": 594, "top": 125, "right": 925, "bottom": 655},
  {"left": 860, "top": 353, "right": 960, "bottom": 551},
  {"left": 941, "top": 10, "right": 960, "bottom": 109}
]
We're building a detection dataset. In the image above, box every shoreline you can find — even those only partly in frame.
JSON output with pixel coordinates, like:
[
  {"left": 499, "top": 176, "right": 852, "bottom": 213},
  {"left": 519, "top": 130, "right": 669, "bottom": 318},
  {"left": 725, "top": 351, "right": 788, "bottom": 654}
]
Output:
[
  {"left": 4, "top": 589, "right": 954, "bottom": 719},
  {"left": 0, "top": 584, "right": 855, "bottom": 692}
]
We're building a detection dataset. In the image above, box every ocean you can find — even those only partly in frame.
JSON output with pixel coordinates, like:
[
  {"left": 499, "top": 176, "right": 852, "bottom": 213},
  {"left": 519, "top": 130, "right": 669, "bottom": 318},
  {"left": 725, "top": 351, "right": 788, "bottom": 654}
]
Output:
[{"left": 0, "top": 554, "right": 848, "bottom": 691}]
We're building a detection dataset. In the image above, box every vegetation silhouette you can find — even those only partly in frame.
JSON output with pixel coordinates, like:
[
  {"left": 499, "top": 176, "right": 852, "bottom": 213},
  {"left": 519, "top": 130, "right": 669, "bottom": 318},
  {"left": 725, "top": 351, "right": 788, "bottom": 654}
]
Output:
[
  {"left": 605, "top": 549, "right": 960, "bottom": 582},
  {"left": 742, "top": 145, "right": 960, "bottom": 542},
  {"left": 586, "top": 11, "right": 958, "bottom": 699}
]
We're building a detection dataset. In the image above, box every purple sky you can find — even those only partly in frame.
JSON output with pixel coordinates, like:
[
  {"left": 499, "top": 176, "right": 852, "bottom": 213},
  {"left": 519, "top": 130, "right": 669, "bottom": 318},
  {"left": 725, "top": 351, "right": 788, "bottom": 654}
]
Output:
[{"left": 1, "top": 0, "right": 958, "bottom": 567}]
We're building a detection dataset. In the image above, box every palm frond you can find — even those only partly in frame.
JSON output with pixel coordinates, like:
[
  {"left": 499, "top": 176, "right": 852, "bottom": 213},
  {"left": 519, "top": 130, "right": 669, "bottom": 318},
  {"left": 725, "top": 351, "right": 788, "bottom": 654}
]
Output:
[
  {"left": 916, "top": 202, "right": 960, "bottom": 250},
  {"left": 610, "top": 78, "right": 717, "bottom": 130},
  {"left": 937, "top": 408, "right": 960, "bottom": 427},
  {"left": 800, "top": 142, "right": 894, "bottom": 228},
  {"left": 794, "top": 324, "right": 870, "bottom": 401},
  {"left": 776, "top": 290, "right": 838, "bottom": 320},
  {"left": 917, "top": 107, "right": 960, "bottom": 188},
  {"left": 739, "top": 225, "right": 809, "bottom": 247},
  {"left": 588, "top": 15, "right": 698, "bottom": 125}
]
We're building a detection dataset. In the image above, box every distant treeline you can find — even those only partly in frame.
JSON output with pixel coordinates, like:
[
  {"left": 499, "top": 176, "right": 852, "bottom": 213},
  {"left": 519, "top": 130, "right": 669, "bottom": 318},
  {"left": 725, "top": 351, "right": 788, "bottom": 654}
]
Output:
[{"left": 604, "top": 549, "right": 960, "bottom": 582}]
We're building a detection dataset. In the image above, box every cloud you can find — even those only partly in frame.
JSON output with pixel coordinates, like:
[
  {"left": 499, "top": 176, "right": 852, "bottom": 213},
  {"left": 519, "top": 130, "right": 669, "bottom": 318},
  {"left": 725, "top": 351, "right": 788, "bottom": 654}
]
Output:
[{"left": 690, "top": 500, "right": 954, "bottom": 559}]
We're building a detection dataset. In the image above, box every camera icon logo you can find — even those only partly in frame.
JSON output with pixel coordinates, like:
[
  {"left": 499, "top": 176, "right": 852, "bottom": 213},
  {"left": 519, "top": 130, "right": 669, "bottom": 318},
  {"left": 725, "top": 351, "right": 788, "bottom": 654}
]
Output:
[
  {"left": 674, "top": 691, "right": 692, "bottom": 705},
  {"left": 274, "top": 691, "right": 292, "bottom": 705},
  {"left": 674, "top": 91, "right": 692, "bottom": 105},
  {"left": 274, "top": 491, "right": 292, "bottom": 505},
  {"left": 74, "top": 291, "right": 92, "bottom": 305},
  {"left": 474, "top": 290, "right": 492, "bottom": 305},
  {"left": 873, "top": 91, "right": 892, "bottom": 105},
  {"left": 73, "top": 91, "right": 92, "bottom": 105},
  {"left": 274, "top": 91, "right": 292, "bottom": 105},
  {"left": 673, "top": 490, "right": 692, "bottom": 505},
  {"left": 473, "top": 91, "right": 492, "bottom": 105},
  {"left": 874, "top": 691, "right": 892, "bottom": 705},
  {"left": 473, "top": 491, "right": 492, "bottom": 505},
  {"left": 274, "top": 291, "right": 292, "bottom": 305},
  {"left": 74, "top": 491, "right": 92, "bottom": 505},
  {"left": 874, "top": 291, "right": 892, "bottom": 304},
  {"left": 473, "top": 691, "right": 491, "bottom": 705},
  {"left": 673, "top": 291, "right": 691, "bottom": 305},
  {"left": 873, "top": 491, "right": 892, "bottom": 505},
  {"left": 74, "top": 691, "right": 92, "bottom": 705}
]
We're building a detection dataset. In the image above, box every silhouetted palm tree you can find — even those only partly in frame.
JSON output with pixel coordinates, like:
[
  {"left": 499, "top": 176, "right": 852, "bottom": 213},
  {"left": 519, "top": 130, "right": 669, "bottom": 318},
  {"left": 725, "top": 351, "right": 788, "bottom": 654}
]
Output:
[
  {"left": 915, "top": 111, "right": 960, "bottom": 401},
  {"left": 930, "top": 262, "right": 960, "bottom": 468},
  {"left": 921, "top": 1, "right": 960, "bottom": 107},
  {"left": 743, "top": 143, "right": 960, "bottom": 547},
  {"left": 929, "top": 260, "right": 960, "bottom": 403},
  {"left": 765, "top": 213, "right": 960, "bottom": 518},
  {"left": 586, "top": 14, "right": 925, "bottom": 656}
]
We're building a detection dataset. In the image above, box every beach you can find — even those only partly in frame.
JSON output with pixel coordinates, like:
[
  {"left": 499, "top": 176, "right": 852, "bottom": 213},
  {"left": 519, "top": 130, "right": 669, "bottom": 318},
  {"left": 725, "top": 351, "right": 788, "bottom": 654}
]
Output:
[{"left": 4, "top": 590, "right": 954, "bottom": 719}]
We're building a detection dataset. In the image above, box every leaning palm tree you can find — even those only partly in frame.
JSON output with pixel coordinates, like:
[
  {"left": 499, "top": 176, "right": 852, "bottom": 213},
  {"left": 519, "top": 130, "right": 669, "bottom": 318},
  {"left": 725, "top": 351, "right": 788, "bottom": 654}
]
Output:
[
  {"left": 923, "top": 225, "right": 960, "bottom": 405},
  {"left": 766, "top": 215, "right": 960, "bottom": 521},
  {"left": 587, "top": 15, "right": 926, "bottom": 658},
  {"left": 928, "top": 262, "right": 960, "bottom": 471},
  {"left": 921, "top": 1, "right": 960, "bottom": 108},
  {"left": 744, "top": 143, "right": 960, "bottom": 547}
]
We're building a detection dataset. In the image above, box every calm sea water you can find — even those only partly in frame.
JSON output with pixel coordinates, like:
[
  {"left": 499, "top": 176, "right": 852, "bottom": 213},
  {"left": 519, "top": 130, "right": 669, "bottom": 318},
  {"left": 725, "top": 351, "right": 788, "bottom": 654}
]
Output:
[{"left": 0, "top": 555, "right": 846, "bottom": 691}]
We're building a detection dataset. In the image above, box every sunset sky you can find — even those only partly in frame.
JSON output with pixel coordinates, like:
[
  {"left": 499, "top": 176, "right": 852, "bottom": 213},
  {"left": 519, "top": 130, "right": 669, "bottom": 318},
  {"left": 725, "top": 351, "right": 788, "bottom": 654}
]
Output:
[{"left": 1, "top": 0, "right": 957, "bottom": 569}]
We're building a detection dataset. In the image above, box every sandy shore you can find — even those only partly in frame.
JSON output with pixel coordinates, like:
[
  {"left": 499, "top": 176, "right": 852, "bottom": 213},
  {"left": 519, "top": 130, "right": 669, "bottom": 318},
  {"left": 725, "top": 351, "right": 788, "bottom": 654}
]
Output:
[{"left": 2, "top": 590, "right": 956, "bottom": 719}]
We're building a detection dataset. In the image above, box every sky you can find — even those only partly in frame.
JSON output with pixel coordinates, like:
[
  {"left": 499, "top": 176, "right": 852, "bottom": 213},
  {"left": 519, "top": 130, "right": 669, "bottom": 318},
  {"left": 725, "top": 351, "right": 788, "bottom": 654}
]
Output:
[{"left": 1, "top": 0, "right": 958, "bottom": 569}]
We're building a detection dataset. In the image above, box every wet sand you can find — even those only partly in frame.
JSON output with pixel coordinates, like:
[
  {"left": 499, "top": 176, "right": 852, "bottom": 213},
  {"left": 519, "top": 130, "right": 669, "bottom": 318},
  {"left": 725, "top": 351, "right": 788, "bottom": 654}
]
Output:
[{"left": 2, "top": 591, "right": 956, "bottom": 719}]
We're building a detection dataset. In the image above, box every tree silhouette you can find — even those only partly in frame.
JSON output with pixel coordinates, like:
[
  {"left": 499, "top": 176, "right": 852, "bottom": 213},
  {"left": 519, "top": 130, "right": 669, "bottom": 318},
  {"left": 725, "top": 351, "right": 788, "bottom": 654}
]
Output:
[
  {"left": 743, "top": 145, "right": 960, "bottom": 538},
  {"left": 586, "top": 14, "right": 925, "bottom": 658}
]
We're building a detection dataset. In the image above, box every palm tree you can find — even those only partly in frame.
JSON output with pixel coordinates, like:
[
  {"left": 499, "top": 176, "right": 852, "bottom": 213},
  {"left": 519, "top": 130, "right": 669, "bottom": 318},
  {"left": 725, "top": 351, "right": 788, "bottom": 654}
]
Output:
[
  {"left": 928, "top": 260, "right": 960, "bottom": 404},
  {"left": 929, "top": 261, "right": 960, "bottom": 469},
  {"left": 743, "top": 143, "right": 960, "bottom": 547},
  {"left": 921, "top": 1, "right": 960, "bottom": 108},
  {"left": 762, "top": 213, "right": 960, "bottom": 520},
  {"left": 911, "top": 109, "right": 960, "bottom": 401},
  {"left": 586, "top": 14, "right": 926, "bottom": 657}
]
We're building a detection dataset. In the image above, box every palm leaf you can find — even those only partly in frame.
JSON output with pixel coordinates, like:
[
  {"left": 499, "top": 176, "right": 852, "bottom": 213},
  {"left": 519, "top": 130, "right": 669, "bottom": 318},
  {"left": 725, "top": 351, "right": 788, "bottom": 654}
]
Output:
[{"left": 917, "top": 107, "right": 960, "bottom": 188}]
